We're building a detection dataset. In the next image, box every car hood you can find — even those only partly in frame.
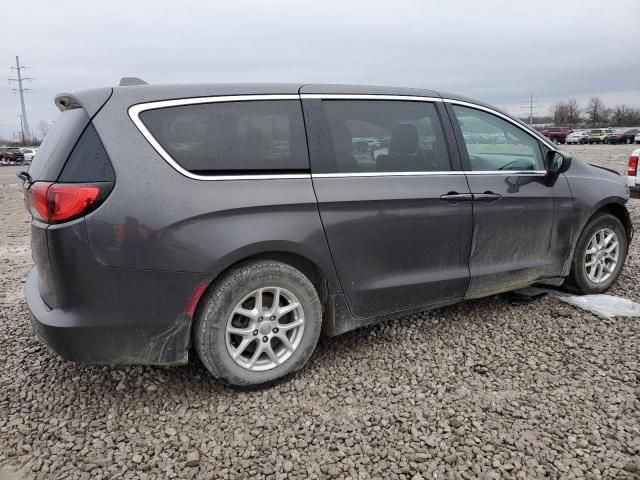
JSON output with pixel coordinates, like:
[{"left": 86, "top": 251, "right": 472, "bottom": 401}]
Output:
[{"left": 587, "top": 162, "right": 621, "bottom": 177}]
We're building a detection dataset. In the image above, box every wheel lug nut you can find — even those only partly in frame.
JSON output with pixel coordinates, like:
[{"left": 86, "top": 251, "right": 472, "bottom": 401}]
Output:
[
  {"left": 253, "top": 330, "right": 258, "bottom": 336},
  {"left": 272, "top": 327, "right": 279, "bottom": 333},
  {"left": 270, "top": 316, "right": 276, "bottom": 320},
  {"left": 262, "top": 336, "right": 268, "bottom": 343},
  {"left": 258, "top": 317, "right": 263, "bottom": 322}
]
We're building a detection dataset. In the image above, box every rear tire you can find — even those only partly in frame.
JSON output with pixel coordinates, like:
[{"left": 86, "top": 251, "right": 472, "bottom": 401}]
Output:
[
  {"left": 566, "top": 213, "right": 627, "bottom": 294},
  {"left": 195, "top": 260, "right": 322, "bottom": 386}
]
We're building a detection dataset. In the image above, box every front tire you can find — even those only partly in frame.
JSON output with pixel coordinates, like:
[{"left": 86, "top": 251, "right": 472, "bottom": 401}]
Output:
[
  {"left": 566, "top": 213, "right": 627, "bottom": 294},
  {"left": 195, "top": 260, "right": 322, "bottom": 386}
]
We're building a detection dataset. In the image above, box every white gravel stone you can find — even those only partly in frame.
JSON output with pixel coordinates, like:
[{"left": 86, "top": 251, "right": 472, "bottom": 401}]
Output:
[{"left": 185, "top": 451, "right": 200, "bottom": 467}]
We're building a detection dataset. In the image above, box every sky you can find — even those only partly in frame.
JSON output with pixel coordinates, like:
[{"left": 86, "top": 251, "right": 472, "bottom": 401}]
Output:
[{"left": 1, "top": 0, "right": 639, "bottom": 139}]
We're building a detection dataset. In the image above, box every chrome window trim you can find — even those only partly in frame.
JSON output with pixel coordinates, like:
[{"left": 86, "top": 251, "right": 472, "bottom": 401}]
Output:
[
  {"left": 312, "top": 170, "right": 546, "bottom": 179},
  {"left": 464, "top": 170, "right": 546, "bottom": 175},
  {"left": 128, "top": 94, "right": 310, "bottom": 181},
  {"left": 127, "top": 93, "right": 554, "bottom": 181},
  {"left": 300, "top": 94, "right": 443, "bottom": 102}
]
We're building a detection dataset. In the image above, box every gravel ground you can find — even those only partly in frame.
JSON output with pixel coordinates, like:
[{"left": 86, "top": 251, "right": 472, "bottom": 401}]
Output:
[{"left": 1, "top": 145, "right": 639, "bottom": 480}]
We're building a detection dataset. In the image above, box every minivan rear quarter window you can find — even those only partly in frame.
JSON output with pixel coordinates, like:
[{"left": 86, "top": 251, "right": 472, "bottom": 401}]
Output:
[{"left": 139, "top": 100, "right": 309, "bottom": 175}]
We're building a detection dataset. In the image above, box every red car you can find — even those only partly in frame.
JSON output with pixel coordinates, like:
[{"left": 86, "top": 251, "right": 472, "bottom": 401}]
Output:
[
  {"left": 0, "top": 147, "right": 25, "bottom": 163},
  {"left": 542, "top": 127, "right": 572, "bottom": 144}
]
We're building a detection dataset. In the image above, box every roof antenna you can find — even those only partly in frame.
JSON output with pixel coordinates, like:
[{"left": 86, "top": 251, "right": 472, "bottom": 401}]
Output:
[{"left": 119, "top": 77, "right": 148, "bottom": 87}]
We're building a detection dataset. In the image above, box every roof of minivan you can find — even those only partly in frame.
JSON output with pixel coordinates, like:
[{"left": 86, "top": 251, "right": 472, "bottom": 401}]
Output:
[{"left": 105, "top": 82, "right": 444, "bottom": 100}]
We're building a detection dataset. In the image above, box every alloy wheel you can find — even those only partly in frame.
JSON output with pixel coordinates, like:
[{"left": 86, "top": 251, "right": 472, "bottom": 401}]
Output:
[
  {"left": 584, "top": 227, "right": 619, "bottom": 284},
  {"left": 225, "top": 287, "right": 305, "bottom": 371}
]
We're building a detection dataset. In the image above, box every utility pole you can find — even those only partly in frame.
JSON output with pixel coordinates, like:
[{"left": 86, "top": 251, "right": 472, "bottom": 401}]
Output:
[
  {"left": 520, "top": 93, "right": 539, "bottom": 126},
  {"left": 8, "top": 56, "right": 33, "bottom": 142},
  {"left": 19, "top": 114, "right": 25, "bottom": 144}
]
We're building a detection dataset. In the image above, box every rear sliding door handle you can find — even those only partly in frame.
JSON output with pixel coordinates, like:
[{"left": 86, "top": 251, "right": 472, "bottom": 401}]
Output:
[
  {"left": 473, "top": 192, "right": 502, "bottom": 202},
  {"left": 440, "top": 192, "right": 473, "bottom": 203}
]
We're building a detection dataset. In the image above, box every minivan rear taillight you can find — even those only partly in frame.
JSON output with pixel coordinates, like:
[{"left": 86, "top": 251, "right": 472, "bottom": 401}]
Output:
[
  {"left": 26, "top": 182, "right": 111, "bottom": 224},
  {"left": 628, "top": 156, "right": 638, "bottom": 177}
]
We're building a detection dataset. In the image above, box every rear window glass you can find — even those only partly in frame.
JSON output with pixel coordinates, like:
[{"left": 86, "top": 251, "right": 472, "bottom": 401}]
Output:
[
  {"left": 139, "top": 100, "right": 309, "bottom": 174},
  {"left": 27, "top": 108, "right": 89, "bottom": 181}
]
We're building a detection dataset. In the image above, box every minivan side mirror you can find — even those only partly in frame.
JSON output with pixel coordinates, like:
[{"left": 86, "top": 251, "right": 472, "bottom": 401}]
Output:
[{"left": 545, "top": 150, "right": 570, "bottom": 175}]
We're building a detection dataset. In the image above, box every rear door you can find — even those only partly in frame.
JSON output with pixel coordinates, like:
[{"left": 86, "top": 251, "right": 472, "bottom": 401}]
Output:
[
  {"left": 446, "top": 102, "right": 570, "bottom": 298},
  {"left": 302, "top": 95, "right": 473, "bottom": 318}
]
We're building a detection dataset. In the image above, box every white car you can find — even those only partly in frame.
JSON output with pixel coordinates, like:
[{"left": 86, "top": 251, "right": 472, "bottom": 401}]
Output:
[
  {"left": 635, "top": 132, "right": 640, "bottom": 144},
  {"left": 20, "top": 147, "right": 37, "bottom": 162},
  {"left": 565, "top": 130, "right": 589, "bottom": 144}
]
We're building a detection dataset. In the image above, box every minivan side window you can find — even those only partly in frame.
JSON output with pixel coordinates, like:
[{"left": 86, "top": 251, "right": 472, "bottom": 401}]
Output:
[
  {"left": 321, "top": 100, "right": 451, "bottom": 173},
  {"left": 139, "top": 100, "right": 308, "bottom": 174},
  {"left": 452, "top": 105, "right": 544, "bottom": 171}
]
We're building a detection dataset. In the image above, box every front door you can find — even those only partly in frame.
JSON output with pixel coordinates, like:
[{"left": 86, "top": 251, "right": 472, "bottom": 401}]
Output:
[
  {"left": 447, "top": 103, "right": 563, "bottom": 298},
  {"left": 302, "top": 96, "right": 473, "bottom": 318}
]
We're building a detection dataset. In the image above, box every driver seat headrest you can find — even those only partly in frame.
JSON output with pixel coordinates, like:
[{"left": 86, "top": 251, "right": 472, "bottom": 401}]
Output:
[{"left": 390, "top": 124, "right": 419, "bottom": 155}]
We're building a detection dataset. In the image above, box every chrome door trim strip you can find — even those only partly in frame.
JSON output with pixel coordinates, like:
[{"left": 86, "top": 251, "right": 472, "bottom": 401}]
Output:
[
  {"left": 128, "top": 94, "right": 308, "bottom": 181},
  {"left": 301, "top": 94, "right": 443, "bottom": 102},
  {"left": 313, "top": 171, "right": 464, "bottom": 178},
  {"left": 464, "top": 170, "right": 547, "bottom": 175},
  {"left": 312, "top": 170, "right": 546, "bottom": 179}
]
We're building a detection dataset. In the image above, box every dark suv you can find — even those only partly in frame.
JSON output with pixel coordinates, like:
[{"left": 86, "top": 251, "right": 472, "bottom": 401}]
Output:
[{"left": 23, "top": 82, "right": 632, "bottom": 386}]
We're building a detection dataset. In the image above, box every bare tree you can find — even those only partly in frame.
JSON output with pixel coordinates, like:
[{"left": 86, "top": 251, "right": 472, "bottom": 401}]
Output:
[
  {"left": 611, "top": 105, "right": 640, "bottom": 127},
  {"left": 586, "top": 97, "right": 608, "bottom": 127},
  {"left": 565, "top": 99, "right": 581, "bottom": 128},
  {"left": 551, "top": 102, "right": 569, "bottom": 126},
  {"left": 551, "top": 99, "right": 582, "bottom": 127}
]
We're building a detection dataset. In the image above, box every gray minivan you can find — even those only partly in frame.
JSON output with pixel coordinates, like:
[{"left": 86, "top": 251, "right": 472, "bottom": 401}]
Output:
[{"left": 23, "top": 81, "right": 632, "bottom": 386}]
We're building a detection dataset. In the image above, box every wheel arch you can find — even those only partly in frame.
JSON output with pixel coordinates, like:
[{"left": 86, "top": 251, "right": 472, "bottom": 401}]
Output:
[
  {"left": 590, "top": 198, "right": 633, "bottom": 243},
  {"left": 193, "top": 246, "right": 338, "bottom": 338},
  {"left": 561, "top": 197, "right": 632, "bottom": 278}
]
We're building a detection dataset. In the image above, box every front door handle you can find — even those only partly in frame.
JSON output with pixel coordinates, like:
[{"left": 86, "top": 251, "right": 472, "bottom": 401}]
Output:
[
  {"left": 473, "top": 192, "right": 502, "bottom": 202},
  {"left": 440, "top": 192, "right": 474, "bottom": 203}
]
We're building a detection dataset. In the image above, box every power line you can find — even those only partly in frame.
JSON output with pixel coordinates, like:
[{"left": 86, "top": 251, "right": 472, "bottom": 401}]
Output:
[
  {"left": 8, "top": 56, "right": 33, "bottom": 142},
  {"left": 520, "top": 93, "right": 540, "bottom": 125}
]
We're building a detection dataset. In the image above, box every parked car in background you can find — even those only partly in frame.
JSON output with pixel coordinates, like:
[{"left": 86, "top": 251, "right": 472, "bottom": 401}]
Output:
[
  {"left": 20, "top": 148, "right": 38, "bottom": 162},
  {"left": 565, "top": 130, "right": 590, "bottom": 144},
  {"left": 604, "top": 129, "right": 639, "bottom": 144},
  {"left": 0, "top": 147, "right": 25, "bottom": 164},
  {"left": 636, "top": 132, "right": 640, "bottom": 144},
  {"left": 23, "top": 82, "right": 632, "bottom": 386},
  {"left": 588, "top": 128, "right": 614, "bottom": 144},
  {"left": 626, "top": 148, "right": 640, "bottom": 198},
  {"left": 541, "top": 127, "right": 572, "bottom": 144}
]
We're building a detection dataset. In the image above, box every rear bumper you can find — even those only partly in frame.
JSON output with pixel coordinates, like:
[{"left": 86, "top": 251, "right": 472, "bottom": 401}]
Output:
[{"left": 26, "top": 266, "right": 201, "bottom": 365}]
